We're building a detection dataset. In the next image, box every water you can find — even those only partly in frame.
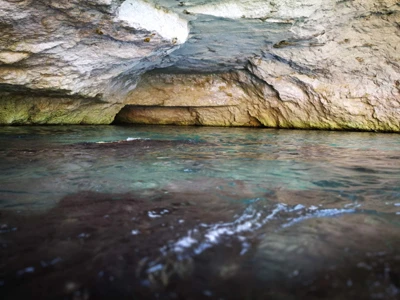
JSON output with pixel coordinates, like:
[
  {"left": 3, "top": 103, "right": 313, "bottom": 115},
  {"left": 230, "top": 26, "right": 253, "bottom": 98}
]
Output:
[{"left": 0, "top": 125, "right": 399, "bottom": 299}]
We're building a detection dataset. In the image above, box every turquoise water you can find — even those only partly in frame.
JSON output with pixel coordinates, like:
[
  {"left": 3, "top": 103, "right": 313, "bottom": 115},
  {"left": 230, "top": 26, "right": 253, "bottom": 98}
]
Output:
[
  {"left": 0, "top": 125, "right": 399, "bottom": 299},
  {"left": 1, "top": 126, "right": 399, "bottom": 210}
]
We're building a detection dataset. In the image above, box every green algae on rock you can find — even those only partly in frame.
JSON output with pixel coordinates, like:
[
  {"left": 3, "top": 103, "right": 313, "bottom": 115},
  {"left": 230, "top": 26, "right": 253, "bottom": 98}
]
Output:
[{"left": 0, "top": 93, "right": 122, "bottom": 125}]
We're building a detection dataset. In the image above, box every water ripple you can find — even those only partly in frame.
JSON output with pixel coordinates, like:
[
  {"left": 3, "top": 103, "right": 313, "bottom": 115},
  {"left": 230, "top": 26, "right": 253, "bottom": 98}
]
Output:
[{"left": 146, "top": 201, "right": 358, "bottom": 275}]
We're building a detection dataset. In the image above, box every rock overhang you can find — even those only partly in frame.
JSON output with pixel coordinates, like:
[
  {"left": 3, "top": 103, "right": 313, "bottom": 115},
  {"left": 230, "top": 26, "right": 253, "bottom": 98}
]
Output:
[{"left": 0, "top": 0, "right": 399, "bottom": 130}]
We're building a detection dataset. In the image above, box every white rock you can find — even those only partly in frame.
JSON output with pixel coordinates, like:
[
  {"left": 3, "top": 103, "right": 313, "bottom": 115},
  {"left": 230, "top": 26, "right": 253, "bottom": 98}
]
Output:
[
  {"left": 0, "top": 0, "right": 399, "bottom": 130},
  {"left": 117, "top": 0, "right": 189, "bottom": 43}
]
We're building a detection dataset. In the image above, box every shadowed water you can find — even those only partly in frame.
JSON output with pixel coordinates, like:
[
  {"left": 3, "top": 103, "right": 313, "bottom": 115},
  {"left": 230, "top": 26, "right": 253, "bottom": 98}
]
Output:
[{"left": 0, "top": 125, "right": 399, "bottom": 299}]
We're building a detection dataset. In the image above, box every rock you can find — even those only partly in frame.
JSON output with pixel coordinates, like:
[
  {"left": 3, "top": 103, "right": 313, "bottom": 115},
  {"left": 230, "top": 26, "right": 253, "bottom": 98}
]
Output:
[
  {"left": 254, "top": 213, "right": 400, "bottom": 299},
  {"left": 0, "top": 92, "right": 122, "bottom": 124},
  {"left": 0, "top": 0, "right": 399, "bottom": 130},
  {"left": 0, "top": 0, "right": 188, "bottom": 124},
  {"left": 115, "top": 71, "right": 262, "bottom": 126}
]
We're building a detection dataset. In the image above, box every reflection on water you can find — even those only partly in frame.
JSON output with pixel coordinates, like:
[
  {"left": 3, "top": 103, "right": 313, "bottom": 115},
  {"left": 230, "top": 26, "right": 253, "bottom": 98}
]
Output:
[{"left": 0, "top": 125, "right": 399, "bottom": 299}]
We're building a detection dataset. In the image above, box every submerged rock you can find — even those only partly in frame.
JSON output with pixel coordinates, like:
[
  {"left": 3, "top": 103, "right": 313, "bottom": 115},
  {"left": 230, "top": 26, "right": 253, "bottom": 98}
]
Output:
[
  {"left": 0, "top": 0, "right": 399, "bottom": 130},
  {"left": 1, "top": 189, "right": 399, "bottom": 300}
]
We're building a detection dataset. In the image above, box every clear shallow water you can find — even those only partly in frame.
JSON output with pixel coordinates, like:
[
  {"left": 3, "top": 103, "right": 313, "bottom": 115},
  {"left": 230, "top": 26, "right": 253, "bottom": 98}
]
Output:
[{"left": 0, "top": 125, "right": 399, "bottom": 299}]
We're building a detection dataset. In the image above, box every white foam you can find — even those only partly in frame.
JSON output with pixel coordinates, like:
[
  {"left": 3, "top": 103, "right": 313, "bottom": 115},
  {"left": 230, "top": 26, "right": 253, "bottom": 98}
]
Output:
[
  {"left": 154, "top": 202, "right": 356, "bottom": 266},
  {"left": 174, "top": 235, "right": 198, "bottom": 252},
  {"left": 148, "top": 211, "right": 161, "bottom": 218},
  {"left": 293, "top": 204, "right": 305, "bottom": 211},
  {"left": 17, "top": 266, "right": 35, "bottom": 276},
  {"left": 282, "top": 208, "right": 355, "bottom": 228},
  {"left": 165, "top": 200, "right": 285, "bottom": 258},
  {"left": 24, "top": 267, "right": 34, "bottom": 273},
  {"left": 77, "top": 233, "right": 90, "bottom": 239},
  {"left": 147, "top": 263, "right": 164, "bottom": 274},
  {"left": 51, "top": 257, "right": 62, "bottom": 265}
]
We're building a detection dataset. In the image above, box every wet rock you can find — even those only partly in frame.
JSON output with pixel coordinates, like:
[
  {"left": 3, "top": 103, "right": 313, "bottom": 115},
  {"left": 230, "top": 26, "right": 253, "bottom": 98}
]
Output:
[
  {"left": 255, "top": 214, "right": 400, "bottom": 299},
  {"left": 1, "top": 182, "right": 400, "bottom": 300},
  {"left": 0, "top": 0, "right": 399, "bottom": 129},
  {"left": 0, "top": 189, "right": 247, "bottom": 299}
]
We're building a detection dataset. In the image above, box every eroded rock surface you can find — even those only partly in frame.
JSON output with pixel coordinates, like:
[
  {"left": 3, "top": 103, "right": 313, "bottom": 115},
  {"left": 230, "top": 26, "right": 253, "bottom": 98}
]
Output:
[
  {"left": 1, "top": 0, "right": 400, "bottom": 130},
  {"left": 116, "top": 72, "right": 262, "bottom": 126},
  {"left": 0, "top": 0, "right": 188, "bottom": 124}
]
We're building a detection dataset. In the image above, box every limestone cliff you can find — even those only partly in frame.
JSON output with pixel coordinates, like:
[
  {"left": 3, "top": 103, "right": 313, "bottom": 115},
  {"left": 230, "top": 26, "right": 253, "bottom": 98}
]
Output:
[
  {"left": 0, "top": 0, "right": 188, "bottom": 124},
  {"left": 0, "top": 0, "right": 399, "bottom": 130}
]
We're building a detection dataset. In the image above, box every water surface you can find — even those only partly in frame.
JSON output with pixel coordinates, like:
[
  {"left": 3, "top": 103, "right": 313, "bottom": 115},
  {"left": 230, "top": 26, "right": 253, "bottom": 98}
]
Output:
[{"left": 0, "top": 126, "right": 399, "bottom": 299}]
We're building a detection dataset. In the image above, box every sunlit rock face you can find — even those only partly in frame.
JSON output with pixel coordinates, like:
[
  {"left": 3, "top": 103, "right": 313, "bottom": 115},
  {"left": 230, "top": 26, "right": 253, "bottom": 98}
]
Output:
[
  {"left": 0, "top": 0, "right": 399, "bottom": 130},
  {"left": 0, "top": 0, "right": 188, "bottom": 124},
  {"left": 115, "top": 71, "right": 263, "bottom": 126}
]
